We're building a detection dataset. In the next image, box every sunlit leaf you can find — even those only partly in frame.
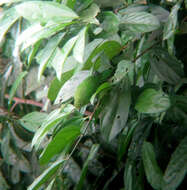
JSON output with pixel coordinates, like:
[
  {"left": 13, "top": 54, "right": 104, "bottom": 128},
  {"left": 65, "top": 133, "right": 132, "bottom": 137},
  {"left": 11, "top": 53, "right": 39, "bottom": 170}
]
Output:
[
  {"left": 15, "top": 1, "right": 78, "bottom": 24},
  {"left": 73, "top": 27, "right": 87, "bottom": 63},
  {"left": 28, "top": 159, "right": 65, "bottom": 190},
  {"left": 39, "top": 125, "right": 81, "bottom": 165},
  {"left": 51, "top": 36, "right": 78, "bottom": 80},
  {"left": 135, "top": 89, "right": 170, "bottom": 114},
  {"left": 120, "top": 12, "right": 160, "bottom": 33},
  {"left": 0, "top": 7, "right": 19, "bottom": 43}
]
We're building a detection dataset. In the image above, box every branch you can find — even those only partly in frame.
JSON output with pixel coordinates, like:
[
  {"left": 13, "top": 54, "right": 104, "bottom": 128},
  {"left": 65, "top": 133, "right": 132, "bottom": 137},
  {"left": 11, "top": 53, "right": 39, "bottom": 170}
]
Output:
[{"left": 5, "top": 94, "right": 43, "bottom": 111}]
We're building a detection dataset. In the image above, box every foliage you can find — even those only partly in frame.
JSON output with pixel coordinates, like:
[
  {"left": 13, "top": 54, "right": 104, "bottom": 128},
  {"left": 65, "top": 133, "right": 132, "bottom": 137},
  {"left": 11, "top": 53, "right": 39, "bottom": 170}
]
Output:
[{"left": 0, "top": 0, "right": 187, "bottom": 189}]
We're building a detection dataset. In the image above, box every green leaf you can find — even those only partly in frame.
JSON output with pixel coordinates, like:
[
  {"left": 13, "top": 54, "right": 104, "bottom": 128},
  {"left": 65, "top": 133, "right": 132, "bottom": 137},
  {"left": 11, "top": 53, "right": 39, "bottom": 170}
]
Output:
[
  {"left": 162, "top": 136, "right": 187, "bottom": 190},
  {"left": 80, "top": 3, "right": 100, "bottom": 24},
  {"left": 46, "top": 179, "right": 55, "bottom": 190},
  {"left": 0, "top": 171, "right": 9, "bottom": 190},
  {"left": 16, "top": 22, "right": 70, "bottom": 51},
  {"left": 51, "top": 36, "right": 78, "bottom": 80},
  {"left": 54, "top": 71, "right": 90, "bottom": 104},
  {"left": 27, "top": 159, "right": 64, "bottom": 190},
  {"left": 32, "top": 105, "right": 75, "bottom": 149},
  {"left": 75, "top": 144, "right": 99, "bottom": 190},
  {"left": 150, "top": 49, "right": 183, "bottom": 84},
  {"left": 8, "top": 71, "right": 27, "bottom": 106},
  {"left": 19, "top": 112, "right": 48, "bottom": 133},
  {"left": 37, "top": 32, "right": 65, "bottom": 81},
  {"left": 15, "top": 1, "right": 78, "bottom": 24},
  {"left": 73, "top": 27, "right": 87, "bottom": 63},
  {"left": 47, "top": 70, "right": 74, "bottom": 102},
  {"left": 118, "top": 121, "right": 137, "bottom": 161},
  {"left": 0, "top": 7, "right": 19, "bottom": 43},
  {"left": 83, "top": 40, "right": 121, "bottom": 70},
  {"left": 66, "top": 0, "right": 77, "bottom": 9},
  {"left": 39, "top": 125, "right": 81, "bottom": 165},
  {"left": 135, "top": 89, "right": 170, "bottom": 114},
  {"left": 101, "top": 78, "right": 131, "bottom": 141},
  {"left": 102, "top": 11, "right": 119, "bottom": 34},
  {"left": 163, "top": 0, "right": 183, "bottom": 40},
  {"left": 142, "top": 141, "right": 163, "bottom": 190},
  {"left": 120, "top": 12, "right": 160, "bottom": 33}
]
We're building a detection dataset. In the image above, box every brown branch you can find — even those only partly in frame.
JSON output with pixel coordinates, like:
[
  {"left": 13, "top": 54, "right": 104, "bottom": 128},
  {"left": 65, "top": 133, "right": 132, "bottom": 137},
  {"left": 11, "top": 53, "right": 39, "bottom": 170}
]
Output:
[
  {"left": 5, "top": 94, "right": 43, "bottom": 111},
  {"left": 132, "top": 41, "right": 160, "bottom": 63}
]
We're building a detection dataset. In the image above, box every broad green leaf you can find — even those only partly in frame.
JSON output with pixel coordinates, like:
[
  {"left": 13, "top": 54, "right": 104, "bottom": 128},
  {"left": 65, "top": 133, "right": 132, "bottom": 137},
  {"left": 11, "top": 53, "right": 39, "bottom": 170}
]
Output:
[
  {"left": 101, "top": 78, "right": 131, "bottom": 141},
  {"left": 120, "top": 12, "right": 160, "bottom": 33},
  {"left": 142, "top": 141, "right": 163, "bottom": 190},
  {"left": 80, "top": 3, "right": 100, "bottom": 24},
  {"left": 102, "top": 11, "right": 119, "bottom": 34},
  {"left": 124, "top": 162, "right": 134, "bottom": 190},
  {"left": 73, "top": 27, "right": 87, "bottom": 63},
  {"left": 90, "top": 82, "right": 112, "bottom": 104},
  {"left": 119, "top": 4, "right": 148, "bottom": 15},
  {"left": 15, "top": 1, "right": 78, "bottom": 24},
  {"left": 32, "top": 105, "right": 75, "bottom": 149},
  {"left": 150, "top": 49, "right": 183, "bottom": 84},
  {"left": 162, "top": 136, "right": 187, "bottom": 190},
  {"left": 76, "top": 0, "right": 93, "bottom": 12},
  {"left": 27, "top": 159, "right": 64, "bottom": 190},
  {"left": 52, "top": 36, "right": 78, "bottom": 80},
  {"left": 8, "top": 71, "right": 27, "bottom": 106},
  {"left": 118, "top": 121, "right": 137, "bottom": 161},
  {"left": 0, "top": 7, "right": 19, "bottom": 43},
  {"left": 48, "top": 70, "right": 74, "bottom": 101},
  {"left": 135, "top": 89, "right": 170, "bottom": 114},
  {"left": 75, "top": 144, "right": 99, "bottom": 190},
  {"left": 114, "top": 60, "right": 134, "bottom": 84},
  {"left": 37, "top": 32, "right": 65, "bottom": 81},
  {"left": 19, "top": 112, "right": 48, "bottom": 133},
  {"left": 83, "top": 40, "right": 121, "bottom": 70},
  {"left": 16, "top": 22, "right": 70, "bottom": 51},
  {"left": 128, "top": 119, "right": 153, "bottom": 161},
  {"left": 54, "top": 71, "right": 90, "bottom": 104},
  {"left": 163, "top": 0, "right": 183, "bottom": 40},
  {"left": 39, "top": 125, "right": 81, "bottom": 165}
]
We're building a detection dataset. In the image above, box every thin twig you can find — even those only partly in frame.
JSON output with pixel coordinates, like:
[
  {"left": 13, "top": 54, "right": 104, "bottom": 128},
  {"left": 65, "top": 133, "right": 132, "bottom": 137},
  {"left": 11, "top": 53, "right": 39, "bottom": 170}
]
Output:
[
  {"left": 132, "top": 41, "right": 160, "bottom": 63},
  {"left": 61, "top": 102, "right": 100, "bottom": 171}
]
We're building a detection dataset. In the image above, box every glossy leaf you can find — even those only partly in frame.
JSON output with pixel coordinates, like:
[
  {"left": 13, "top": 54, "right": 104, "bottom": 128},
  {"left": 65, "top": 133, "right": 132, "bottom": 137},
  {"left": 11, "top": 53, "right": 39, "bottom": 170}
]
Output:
[
  {"left": 47, "top": 70, "right": 74, "bottom": 102},
  {"left": 162, "top": 136, "right": 187, "bottom": 190},
  {"left": 27, "top": 159, "right": 64, "bottom": 190},
  {"left": 142, "top": 141, "right": 163, "bottom": 190},
  {"left": 0, "top": 7, "right": 19, "bottom": 43},
  {"left": 75, "top": 144, "right": 99, "bottom": 190},
  {"left": 163, "top": 0, "right": 183, "bottom": 40},
  {"left": 32, "top": 105, "right": 75, "bottom": 149},
  {"left": 135, "top": 89, "right": 170, "bottom": 114},
  {"left": 101, "top": 78, "right": 131, "bottom": 141},
  {"left": 54, "top": 71, "right": 90, "bottom": 104},
  {"left": 83, "top": 40, "right": 121, "bottom": 70},
  {"left": 121, "top": 12, "right": 160, "bottom": 33},
  {"left": 8, "top": 71, "right": 27, "bottom": 106},
  {"left": 16, "top": 22, "right": 70, "bottom": 51},
  {"left": 19, "top": 112, "right": 48, "bottom": 133},
  {"left": 51, "top": 36, "right": 78, "bottom": 80},
  {"left": 37, "top": 32, "right": 65, "bottom": 81},
  {"left": 15, "top": 1, "right": 78, "bottom": 24},
  {"left": 150, "top": 49, "right": 183, "bottom": 84},
  {"left": 39, "top": 125, "right": 81, "bottom": 165},
  {"left": 73, "top": 27, "right": 87, "bottom": 63}
]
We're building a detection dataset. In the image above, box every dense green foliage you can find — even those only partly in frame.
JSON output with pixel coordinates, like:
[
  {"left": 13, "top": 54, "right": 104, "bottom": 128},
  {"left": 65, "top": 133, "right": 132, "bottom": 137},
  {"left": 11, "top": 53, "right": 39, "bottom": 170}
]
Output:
[{"left": 0, "top": 0, "right": 187, "bottom": 189}]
